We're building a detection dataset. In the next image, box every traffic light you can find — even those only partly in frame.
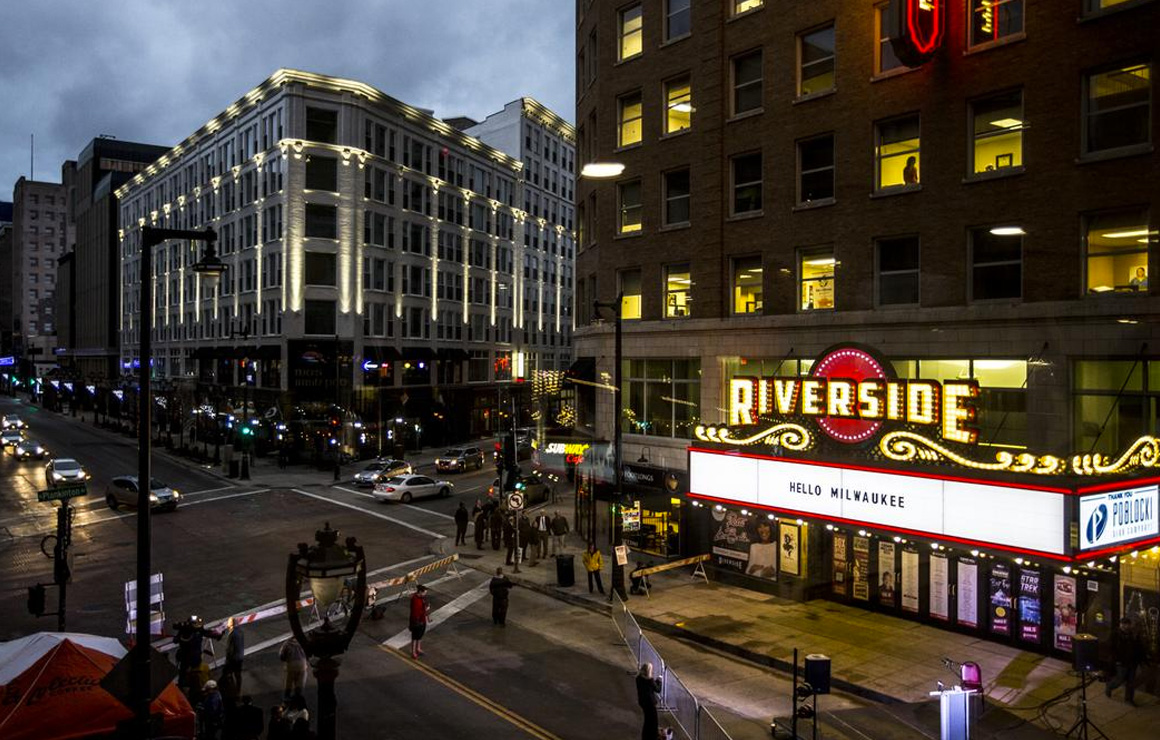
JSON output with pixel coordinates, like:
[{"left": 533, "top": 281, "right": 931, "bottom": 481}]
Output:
[{"left": 27, "top": 585, "right": 46, "bottom": 616}]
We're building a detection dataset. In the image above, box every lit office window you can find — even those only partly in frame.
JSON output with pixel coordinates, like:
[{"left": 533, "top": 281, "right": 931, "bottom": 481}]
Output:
[
  {"left": 665, "top": 264, "right": 691, "bottom": 318},
  {"left": 731, "top": 153, "right": 762, "bottom": 215},
  {"left": 970, "top": 227, "right": 1022, "bottom": 301},
  {"left": 971, "top": 90, "right": 1025, "bottom": 174},
  {"left": 664, "top": 169, "right": 690, "bottom": 225},
  {"left": 875, "top": 6, "right": 902, "bottom": 74},
  {"left": 969, "top": 0, "right": 1024, "bottom": 47},
  {"left": 732, "top": 256, "right": 763, "bottom": 315},
  {"left": 800, "top": 247, "right": 835, "bottom": 311},
  {"left": 1084, "top": 63, "right": 1151, "bottom": 154},
  {"left": 620, "top": 4, "right": 643, "bottom": 61},
  {"left": 798, "top": 135, "right": 835, "bottom": 204},
  {"left": 665, "top": 76, "right": 693, "bottom": 133},
  {"left": 875, "top": 115, "right": 920, "bottom": 190},
  {"left": 732, "top": 50, "right": 763, "bottom": 115},
  {"left": 618, "top": 180, "right": 643, "bottom": 234},
  {"left": 666, "top": 0, "right": 691, "bottom": 41},
  {"left": 620, "top": 269, "right": 642, "bottom": 319},
  {"left": 619, "top": 91, "right": 643, "bottom": 147},
  {"left": 734, "top": 0, "right": 763, "bottom": 15},
  {"left": 876, "top": 236, "right": 920, "bottom": 306},
  {"left": 799, "top": 25, "right": 835, "bottom": 97},
  {"left": 1084, "top": 210, "right": 1154, "bottom": 294},
  {"left": 1084, "top": 0, "right": 1142, "bottom": 14}
]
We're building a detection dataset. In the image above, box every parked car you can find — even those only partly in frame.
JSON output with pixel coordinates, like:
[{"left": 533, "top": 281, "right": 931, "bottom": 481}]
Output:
[
  {"left": 105, "top": 476, "right": 182, "bottom": 511},
  {"left": 2, "top": 414, "right": 26, "bottom": 430},
  {"left": 435, "top": 447, "right": 485, "bottom": 473},
  {"left": 372, "top": 474, "right": 453, "bottom": 503},
  {"left": 488, "top": 473, "right": 551, "bottom": 506},
  {"left": 1, "top": 429, "right": 24, "bottom": 448},
  {"left": 352, "top": 459, "right": 412, "bottom": 487},
  {"left": 13, "top": 439, "right": 48, "bottom": 460},
  {"left": 46, "top": 458, "right": 91, "bottom": 486}
]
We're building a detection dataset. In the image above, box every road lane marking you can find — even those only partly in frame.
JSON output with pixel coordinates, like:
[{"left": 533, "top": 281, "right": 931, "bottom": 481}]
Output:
[
  {"left": 76, "top": 489, "right": 267, "bottom": 527},
  {"left": 182, "top": 485, "right": 238, "bottom": 497},
  {"left": 383, "top": 578, "right": 491, "bottom": 649},
  {"left": 334, "top": 485, "right": 457, "bottom": 520},
  {"left": 378, "top": 644, "right": 563, "bottom": 740},
  {"left": 291, "top": 488, "right": 443, "bottom": 537}
]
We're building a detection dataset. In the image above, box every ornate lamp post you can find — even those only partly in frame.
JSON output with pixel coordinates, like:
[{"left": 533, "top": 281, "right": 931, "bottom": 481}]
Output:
[
  {"left": 285, "top": 523, "right": 367, "bottom": 740},
  {"left": 593, "top": 293, "right": 627, "bottom": 601}
]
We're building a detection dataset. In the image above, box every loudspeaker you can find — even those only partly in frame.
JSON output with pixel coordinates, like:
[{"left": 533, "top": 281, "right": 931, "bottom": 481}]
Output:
[
  {"left": 804, "top": 654, "right": 831, "bottom": 695},
  {"left": 1074, "top": 633, "right": 1099, "bottom": 672}
]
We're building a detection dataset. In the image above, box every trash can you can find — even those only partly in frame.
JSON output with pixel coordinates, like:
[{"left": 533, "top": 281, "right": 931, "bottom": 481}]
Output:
[
  {"left": 556, "top": 554, "right": 575, "bottom": 587},
  {"left": 228, "top": 460, "right": 240, "bottom": 478}
]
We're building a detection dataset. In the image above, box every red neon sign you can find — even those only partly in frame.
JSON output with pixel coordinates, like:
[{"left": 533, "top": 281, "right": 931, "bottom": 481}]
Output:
[{"left": 889, "top": 0, "right": 946, "bottom": 67}]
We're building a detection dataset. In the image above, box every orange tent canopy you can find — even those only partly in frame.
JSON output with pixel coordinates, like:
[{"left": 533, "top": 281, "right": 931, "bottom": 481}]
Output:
[{"left": 0, "top": 634, "right": 194, "bottom": 740}]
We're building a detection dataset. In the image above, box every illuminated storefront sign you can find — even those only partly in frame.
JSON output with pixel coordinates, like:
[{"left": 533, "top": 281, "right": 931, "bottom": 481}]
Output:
[
  {"left": 888, "top": 0, "right": 946, "bottom": 68},
  {"left": 544, "top": 441, "right": 591, "bottom": 464},
  {"left": 1078, "top": 485, "right": 1159, "bottom": 551}
]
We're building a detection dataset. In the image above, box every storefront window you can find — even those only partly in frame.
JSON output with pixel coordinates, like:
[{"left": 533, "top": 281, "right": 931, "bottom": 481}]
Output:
[
  {"left": 732, "top": 256, "right": 763, "bottom": 315},
  {"left": 971, "top": 90, "right": 1025, "bottom": 175},
  {"left": 619, "top": 4, "right": 643, "bottom": 61},
  {"left": 618, "top": 91, "right": 643, "bottom": 148},
  {"left": 620, "top": 268, "right": 642, "bottom": 320},
  {"left": 1084, "top": 209, "right": 1153, "bottom": 294},
  {"left": 969, "top": 0, "right": 1024, "bottom": 47},
  {"left": 799, "top": 247, "right": 835, "bottom": 310},
  {"left": 665, "top": 76, "right": 692, "bottom": 134},
  {"left": 623, "top": 358, "right": 701, "bottom": 438},
  {"left": 875, "top": 115, "right": 920, "bottom": 189},
  {"left": 665, "top": 264, "right": 691, "bottom": 318}
]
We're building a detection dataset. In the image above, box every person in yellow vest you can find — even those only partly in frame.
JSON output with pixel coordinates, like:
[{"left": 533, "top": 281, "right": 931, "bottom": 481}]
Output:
[{"left": 582, "top": 543, "right": 605, "bottom": 595}]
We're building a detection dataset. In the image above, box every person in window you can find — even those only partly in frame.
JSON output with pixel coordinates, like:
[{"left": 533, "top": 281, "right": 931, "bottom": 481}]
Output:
[
  {"left": 903, "top": 156, "right": 919, "bottom": 185},
  {"left": 1130, "top": 266, "right": 1148, "bottom": 290}
]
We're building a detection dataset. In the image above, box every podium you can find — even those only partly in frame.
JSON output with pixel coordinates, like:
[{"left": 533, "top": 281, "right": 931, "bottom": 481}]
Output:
[{"left": 929, "top": 686, "right": 975, "bottom": 740}]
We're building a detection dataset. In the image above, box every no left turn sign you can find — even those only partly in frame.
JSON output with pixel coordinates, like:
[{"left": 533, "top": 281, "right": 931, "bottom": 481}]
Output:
[{"left": 507, "top": 492, "right": 524, "bottom": 511}]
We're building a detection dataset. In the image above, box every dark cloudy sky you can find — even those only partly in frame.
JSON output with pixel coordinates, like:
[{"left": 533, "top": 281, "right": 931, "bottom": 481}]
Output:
[{"left": 0, "top": 0, "right": 574, "bottom": 200}]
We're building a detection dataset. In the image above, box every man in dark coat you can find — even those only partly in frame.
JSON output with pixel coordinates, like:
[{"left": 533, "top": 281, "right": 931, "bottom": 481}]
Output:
[
  {"left": 636, "top": 662, "right": 662, "bottom": 740},
  {"left": 229, "top": 695, "right": 264, "bottom": 740},
  {"left": 534, "top": 512, "right": 551, "bottom": 560},
  {"left": 1106, "top": 617, "right": 1146, "bottom": 705},
  {"left": 221, "top": 617, "right": 245, "bottom": 696},
  {"left": 503, "top": 515, "right": 516, "bottom": 565},
  {"left": 518, "top": 514, "right": 532, "bottom": 563},
  {"left": 474, "top": 510, "right": 487, "bottom": 549},
  {"left": 490, "top": 507, "right": 504, "bottom": 551},
  {"left": 489, "top": 567, "right": 514, "bottom": 626},
  {"left": 454, "top": 502, "right": 469, "bottom": 545}
]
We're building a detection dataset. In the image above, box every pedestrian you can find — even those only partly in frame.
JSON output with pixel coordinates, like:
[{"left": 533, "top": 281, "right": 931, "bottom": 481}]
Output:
[
  {"left": 489, "top": 567, "right": 514, "bottom": 626},
  {"left": 534, "top": 511, "right": 551, "bottom": 560},
  {"left": 221, "top": 616, "right": 245, "bottom": 695},
  {"left": 1106, "top": 617, "right": 1146, "bottom": 705},
  {"left": 199, "top": 679, "right": 225, "bottom": 740},
  {"left": 503, "top": 514, "right": 516, "bottom": 565},
  {"left": 282, "top": 695, "right": 309, "bottom": 730},
  {"left": 409, "top": 584, "right": 431, "bottom": 659},
  {"left": 583, "top": 543, "right": 605, "bottom": 594},
  {"left": 636, "top": 662, "right": 662, "bottom": 740},
  {"left": 518, "top": 513, "right": 532, "bottom": 563},
  {"left": 471, "top": 499, "right": 482, "bottom": 520},
  {"left": 278, "top": 637, "right": 308, "bottom": 702},
  {"left": 454, "top": 502, "right": 469, "bottom": 546},
  {"left": 230, "top": 695, "right": 264, "bottom": 740},
  {"left": 267, "top": 705, "right": 291, "bottom": 740},
  {"left": 490, "top": 507, "right": 503, "bottom": 551},
  {"left": 474, "top": 510, "right": 487, "bottom": 550},
  {"left": 550, "top": 511, "right": 569, "bottom": 555}
]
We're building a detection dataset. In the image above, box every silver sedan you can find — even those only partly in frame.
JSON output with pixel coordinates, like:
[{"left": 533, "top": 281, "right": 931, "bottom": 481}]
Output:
[{"left": 372, "top": 474, "right": 453, "bottom": 503}]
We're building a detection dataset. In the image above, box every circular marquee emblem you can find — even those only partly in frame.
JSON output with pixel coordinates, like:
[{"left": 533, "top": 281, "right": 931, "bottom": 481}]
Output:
[{"left": 811, "top": 346, "right": 888, "bottom": 444}]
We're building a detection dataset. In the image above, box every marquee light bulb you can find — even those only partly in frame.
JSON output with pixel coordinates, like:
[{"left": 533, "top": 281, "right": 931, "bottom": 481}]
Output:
[
  {"left": 893, "top": 536, "right": 901, "bottom": 543},
  {"left": 1015, "top": 557, "right": 1024, "bottom": 565},
  {"left": 1131, "top": 551, "right": 1139, "bottom": 559},
  {"left": 826, "top": 524, "right": 834, "bottom": 531},
  {"left": 1063, "top": 566, "right": 1072, "bottom": 574}
]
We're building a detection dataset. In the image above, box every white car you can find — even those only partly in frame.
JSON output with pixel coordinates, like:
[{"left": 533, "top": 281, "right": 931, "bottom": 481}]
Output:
[
  {"left": 352, "top": 459, "right": 412, "bottom": 487},
  {"left": 372, "top": 474, "right": 453, "bottom": 503},
  {"left": 46, "top": 458, "right": 92, "bottom": 485},
  {"left": 2, "top": 414, "right": 26, "bottom": 430}
]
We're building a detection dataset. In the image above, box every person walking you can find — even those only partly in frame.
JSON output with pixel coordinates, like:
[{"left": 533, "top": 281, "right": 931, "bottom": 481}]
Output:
[
  {"left": 278, "top": 637, "right": 308, "bottom": 703},
  {"left": 582, "top": 543, "right": 605, "bottom": 594},
  {"left": 454, "top": 502, "right": 469, "bottom": 546},
  {"left": 474, "top": 510, "right": 487, "bottom": 550},
  {"left": 490, "top": 507, "right": 504, "bottom": 551},
  {"left": 635, "top": 662, "right": 662, "bottom": 740},
  {"left": 1106, "top": 617, "right": 1146, "bottom": 705},
  {"left": 550, "top": 512, "right": 569, "bottom": 555},
  {"left": 534, "top": 511, "right": 551, "bottom": 560},
  {"left": 489, "top": 567, "right": 514, "bottom": 626},
  {"left": 221, "top": 616, "right": 245, "bottom": 696},
  {"left": 408, "top": 584, "right": 431, "bottom": 659}
]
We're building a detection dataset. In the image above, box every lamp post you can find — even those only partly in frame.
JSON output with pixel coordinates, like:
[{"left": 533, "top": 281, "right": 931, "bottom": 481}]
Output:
[
  {"left": 285, "top": 523, "right": 367, "bottom": 740},
  {"left": 230, "top": 323, "right": 253, "bottom": 481},
  {"left": 333, "top": 333, "right": 342, "bottom": 482},
  {"left": 133, "top": 227, "right": 223, "bottom": 736},
  {"left": 593, "top": 293, "right": 627, "bottom": 601}
]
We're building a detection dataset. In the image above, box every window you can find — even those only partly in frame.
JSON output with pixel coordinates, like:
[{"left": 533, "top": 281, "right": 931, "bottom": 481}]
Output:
[
  {"left": 799, "top": 25, "right": 836, "bottom": 97},
  {"left": 1085, "top": 209, "right": 1154, "bottom": 294},
  {"left": 1073, "top": 359, "right": 1160, "bottom": 457},
  {"left": 1084, "top": 63, "right": 1151, "bottom": 155},
  {"left": 305, "top": 156, "right": 338, "bottom": 192},
  {"left": 875, "top": 5, "right": 903, "bottom": 74},
  {"left": 624, "top": 359, "right": 701, "bottom": 438},
  {"left": 663, "top": 169, "right": 690, "bottom": 225},
  {"left": 876, "top": 236, "right": 920, "bottom": 306},
  {"left": 733, "top": 0, "right": 763, "bottom": 15},
  {"left": 970, "top": 226, "right": 1022, "bottom": 301},
  {"left": 304, "top": 253, "right": 337, "bottom": 286},
  {"left": 665, "top": 0, "right": 691, "bottom": 41},
  {"left": 799, "top": 247, "right": 835, "bottom": 310},
  {"left": 618, "top": 92, "right": 643, "bottom": 147},
  {"left": 970, "top": 90, "right": 1025, "bottom": 174},
  {"left": 875, "top": 115, "right": 920, "bottom": 190},
  {"left": 665, "top": 76, "right": 692, "bottom": 133},
  {"left": 664, "top": 264, "right": 691, "bottom": 318},
  {"left": 731, "top": 153, "right": 762, "bottom": 215},
  {"left": 304, "top": 203, "right": 337, "bottom": 239},
  {"left": 732, "top": 256, "right": 763, "bottom": 314},
  {"left": 731, "top": 50, "right": 763, "bottom": 116},
  {"left": 619, "top": 3, "right": 643, "bottom": 61},
  {"left": 798, "top": 135, "right": 835, "bottom": 204},
  {"left": 620, "top": 269, "right": 642, "bottom": 320},
  {"left": 1084, "top": 0, "right": 1146, "bottom": 15},
  {"left": 969, "top": 0, "right": 1024, "bottom": 47},
  {"left": 618, "top": 180, "right": 643, "bottom": 234},
  {"left": 304, "top": 300, "right": 336, "bottom": 335},
  {"left": 305, "top": 108, "right": 338, "bottom": 144}
]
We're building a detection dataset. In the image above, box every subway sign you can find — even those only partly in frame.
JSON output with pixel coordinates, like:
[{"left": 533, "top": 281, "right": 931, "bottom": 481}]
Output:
[{"left": 888, "top": 0, "right": 946, "bottom": 67}]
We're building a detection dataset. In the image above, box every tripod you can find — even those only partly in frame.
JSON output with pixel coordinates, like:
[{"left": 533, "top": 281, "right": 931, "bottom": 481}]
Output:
[{"left": 1064, "top": 669, "right": 1109, "bottom": 740}]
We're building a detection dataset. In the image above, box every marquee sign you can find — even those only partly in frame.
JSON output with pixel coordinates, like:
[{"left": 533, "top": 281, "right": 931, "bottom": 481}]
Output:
[
  {"left": 1078, "top": 485, "right": 1159, "bottom": 551},
  {"left": 888, "top": 0, "right": 946, "bottom": 68}
]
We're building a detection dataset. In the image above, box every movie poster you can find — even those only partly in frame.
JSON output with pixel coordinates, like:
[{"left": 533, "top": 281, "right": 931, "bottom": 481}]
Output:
[
  {"left": 1054, "top": 575, "right": 1078, "bottom": 652},
  {"left": 711, "top": 509, "right": 751, "bottom": 573},
  {"left": 832, "top": 536, "right": 848, "bottom": 596},
  {"left": 878, "top": 541, "right": 896, "bottom": 607},
  {"left": 990, "top": 564, "right": 1012, "bottom": 637},
  {"left": 780, "top": 523, "right": 801, "bottom": 576},
  {"left": 1019, "top": 569, "right": 1042, "bottom": 643},
  {"left": 852, "top": 536, "right": 870, "bottom": 601},
  {"left": 957, "top": 559, "right": 978, "bottom": 628},
  {"left": 930, "top": 554, "right": 949, "bottom": 621},
  {"left": 745, "top": 517, "right": 778, "bottom": 581},
  {"left": 901, "top": 549, "right": 920, "bottom": 613}
]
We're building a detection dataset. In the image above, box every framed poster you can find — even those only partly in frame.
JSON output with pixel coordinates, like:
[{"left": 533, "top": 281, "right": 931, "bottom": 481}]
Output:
[
  {"left": 957, "top": 559, "right": 978, "bottom": 628},
  {"left": 930, "top": 554, "right": 949, "bottom": 621},
  {"left": 1019, "top": 569, "right": 1042, "bottom": 643},
  {"left": 710, "top": 509, "right": 752, "bottom": 573},
  {"left": 746, "top": 518, "right": 778, "bottom": 581},
  {"left": 832, "top": 535, "right": 848, "bottom": 596},
  {"left": 901, "top": 549, "right": 920, "bottom": 613},
  {"left": 1054, "top": 574, "right": 1077, "bottom": 652},
  {"left": 990, "top": 564, "right": 1012, "bottom": 636},
  {"left": 878, "top": 541, "right": 896, "bottom": 607},
  {"left": 852, "top": 536, "right": 870, "bottom": 601},
  {"left": 780, "top": 523, "right": 801, "bottom": 576}
]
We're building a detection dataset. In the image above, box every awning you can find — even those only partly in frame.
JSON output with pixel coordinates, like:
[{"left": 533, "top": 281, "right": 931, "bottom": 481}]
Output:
[
  {"left": 365, "top": 345, "right": 402, "bottom": 362},
  {"left": 436, "top": 348, "right": 470, "bottom": 361},
  {"left": 402, "top": 346, "right": 435, "bottom": 361},
  {"left": 565, "top": 357, "right": 595, "bottom": 382}
]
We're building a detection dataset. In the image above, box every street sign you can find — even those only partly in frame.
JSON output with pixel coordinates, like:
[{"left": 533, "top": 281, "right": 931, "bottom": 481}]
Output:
[
  {"left": 100, "top": 646, "right": 177, "bottom": 710},
  {"left": 507, "top": 492, "right": 524, "bottom": 511},
  {"left": 37, "top": 483, "right": 88, "bottom": 502}
]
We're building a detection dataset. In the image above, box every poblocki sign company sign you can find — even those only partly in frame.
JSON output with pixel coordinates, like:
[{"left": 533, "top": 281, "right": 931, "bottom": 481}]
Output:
[
  {"left": 1078, "top": 485, "right": 1159, "bottom": 551},
  {"left": 887, "top": 0, "right": 946, "bottom": 67}
]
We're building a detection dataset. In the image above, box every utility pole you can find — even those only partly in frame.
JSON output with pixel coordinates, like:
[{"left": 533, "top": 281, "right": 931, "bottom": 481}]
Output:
[
  {"left": 54, "top": 501, "right": 72, "bottom": 631},
  {"left": 594, "top": 295, "right": 627, "bottom": 601}
]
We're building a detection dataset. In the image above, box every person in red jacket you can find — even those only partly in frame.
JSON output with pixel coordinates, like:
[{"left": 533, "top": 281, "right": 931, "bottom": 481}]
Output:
[{"left": 408, "top": 584, "right": 431, "bottom": 659}]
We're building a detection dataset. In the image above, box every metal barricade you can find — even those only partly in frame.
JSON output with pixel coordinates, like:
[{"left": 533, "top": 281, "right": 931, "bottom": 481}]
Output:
[
  {"left": 663, "top": 669, "right": 700, "bottom": 740},
  {"left": 624, "top": 611, "right": 644, "bottom": 661},
  {"left": 638, "top": 633, "right": 666, "bottom": 684},
  {"left": 612, "top": 593, "right": 631, "bottom": 642},
  {"left": 697, "top": 705, "right": 731, "bottom": 740}
]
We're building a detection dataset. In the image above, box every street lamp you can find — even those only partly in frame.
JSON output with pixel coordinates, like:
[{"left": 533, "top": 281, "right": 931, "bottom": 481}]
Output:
[
  {"left": 285, "top": 523, "right": 367, "bottom": 740},
  {"left": 593, "top": 293, "right": 627, "bottom": 601},
  {"left": 132, "top": 227, "right": 222, "bottom": 736},
  {"left": 230, "top": 323, "right": 253, "bottom": 481}
]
